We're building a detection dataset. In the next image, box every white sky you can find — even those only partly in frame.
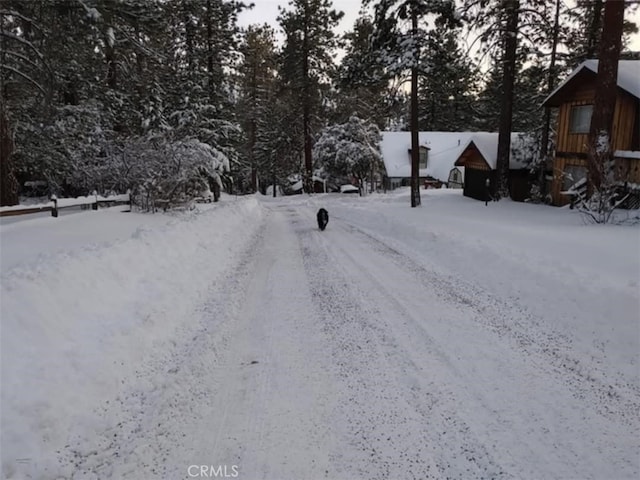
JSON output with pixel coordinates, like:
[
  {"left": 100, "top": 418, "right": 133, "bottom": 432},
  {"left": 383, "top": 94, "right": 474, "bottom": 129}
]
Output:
[
  {"left": 238, "top": 0, "right": 364, "bottom": 35},
  {"left": 238, "top": 0, "right": 640, "bottom": 50}
]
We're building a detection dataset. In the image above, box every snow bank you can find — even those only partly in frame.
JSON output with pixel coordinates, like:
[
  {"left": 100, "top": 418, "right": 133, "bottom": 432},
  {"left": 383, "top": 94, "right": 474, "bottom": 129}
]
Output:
[{"left": 0, "top": 196, "right": 265, "bottom": 478}]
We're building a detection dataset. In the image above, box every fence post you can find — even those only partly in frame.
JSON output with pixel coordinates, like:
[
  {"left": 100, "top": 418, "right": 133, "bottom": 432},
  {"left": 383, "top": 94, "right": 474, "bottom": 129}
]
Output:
[{"left": 50, "top": 195, "right": 58, "bottom": 217}]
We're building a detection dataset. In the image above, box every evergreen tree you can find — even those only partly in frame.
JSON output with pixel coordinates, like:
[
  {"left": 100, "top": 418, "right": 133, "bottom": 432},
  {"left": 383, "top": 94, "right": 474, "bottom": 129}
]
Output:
[
  {"left": 418, "top": 25, "right": 478, "bottom": 132},
  {"left": 277, "top": 0, "right": 343, "bottom": 193},
  {"left": 2, "top": 0, "right": 248, "bottom": 204},
  {"left": 462, "top": 0, "right": 558, "bottom": 198},
  {"left": 1, "top": 2, "right": 50, "bottom": 205},
  {"left": 365, "top": 0, "right": 459, "bottom": 207},
  {"left": 238, "top": 25, "right": 278, "bottom": 192},
  {"left": 335, "top": 14, "right": 403, "bottom": 129},
  {"left": 473, "top": 55, "right": 502, "bottom": 131}
]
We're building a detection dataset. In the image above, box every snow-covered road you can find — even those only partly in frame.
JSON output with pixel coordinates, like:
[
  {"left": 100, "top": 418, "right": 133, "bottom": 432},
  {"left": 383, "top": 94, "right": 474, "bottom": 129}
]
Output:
[{"left": 2, "top": 191, "right": 638, "bottom": 479}]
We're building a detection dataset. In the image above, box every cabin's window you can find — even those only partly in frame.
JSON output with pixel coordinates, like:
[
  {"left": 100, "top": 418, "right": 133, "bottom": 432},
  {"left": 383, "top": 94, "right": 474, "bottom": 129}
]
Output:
[
  {"left": 407, "top": 146, "right": 429, "bottom": 169},
  {"left": 569, "top": 105, "right": 593, "bottom": 134},
  {"left": 419, "top": 147, "right": 428, "bottom": 169}
]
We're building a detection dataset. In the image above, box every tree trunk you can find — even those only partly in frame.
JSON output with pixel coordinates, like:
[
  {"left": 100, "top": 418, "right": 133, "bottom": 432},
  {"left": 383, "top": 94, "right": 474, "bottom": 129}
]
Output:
[
  {"left": 184, "top": 4, "right": 194, "bottom": 74},
  {"left": 585, "top": 0, "right": 604, "bottom": 60},
  {"left": 410, "top": 5, "right": 421, "bottom": 208},
  {"left": 272, "top": 161, "right": 277, "bottom": 198},
  {"left": 206, "top": 0, "right": 215, "bottom": 101},
  {"left": 0, "top": 107, "right": 19, "bottom": 206},
  {"left": 495, "top": 0, "right": 519, "bottom": 200},
  {"left": 539, "top": 0, "right": 561, "bottom": 196},
  {"left": 250, "top": 60, "right": 258, "bottom": 192},
  {"left": 302, "top": 1, "right": 313, "bottom": 194},
  {"left": 587, "top": 0, "right": 624, "bottom": 190}
]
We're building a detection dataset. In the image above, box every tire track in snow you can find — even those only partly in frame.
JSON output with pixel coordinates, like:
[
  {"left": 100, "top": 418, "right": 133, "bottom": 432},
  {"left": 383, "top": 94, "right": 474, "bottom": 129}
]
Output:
[
  {"left": 337, "top": 218, "right": 640, "bottom": 428},
  {"left": 54, "top": 212, "right": 271, "bottom": 479},
  {"left": 193, "top": 206, "right": 338, "bottom": 480},
  {"left": 325, "top": 210, "right": 639, "bottom": 479},
  {"left": 287, "top": 206, "right": 510, "bottom": 480}
]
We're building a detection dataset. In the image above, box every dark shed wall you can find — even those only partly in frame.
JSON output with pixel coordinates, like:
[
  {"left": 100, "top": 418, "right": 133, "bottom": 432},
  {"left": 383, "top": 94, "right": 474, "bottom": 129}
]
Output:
[
  {"left": 509, "top": 169, "right": 532, "bottom": 202},
  {"left": 464, "top": 168, "right": 495, "bottom": 201}
]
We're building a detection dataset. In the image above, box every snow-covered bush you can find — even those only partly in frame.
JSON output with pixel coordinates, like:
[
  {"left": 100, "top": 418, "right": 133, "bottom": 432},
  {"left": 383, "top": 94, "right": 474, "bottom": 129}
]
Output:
[
  {"left": 313, "top": 116, "right": 382, "bottom": 193},
  {"left": 123, "top": 137, "right": 230, "bottom": 211},
  {"left": 569, "top": 132, "right": 636, "bottom": 224}
]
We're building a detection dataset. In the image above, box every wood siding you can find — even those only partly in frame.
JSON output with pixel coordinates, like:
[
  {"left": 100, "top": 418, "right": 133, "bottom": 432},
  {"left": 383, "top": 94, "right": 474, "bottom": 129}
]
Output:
[
  {"left": 463, "top": 168, "right": 494, "bottom": 201},
  {"left": 614, "top": 156, "right": 640, "bottom": 184},
  {"left": 556, "top": 88, "right": 637, "bottom": 155},
  {"left": 611, "top": 92, "right": 638, "bottom": 151},
  {"left": 455, "top": 145, "right": 491, "bottom": 171},
  {"left": 551, "top": 85, "right": 639, "bottom": 205},
  {"left": 551, "top": 155, "right": 640, "bottom": 206},
  {"left": 551, "top": 156, "right": 584, "bottom": 206}
]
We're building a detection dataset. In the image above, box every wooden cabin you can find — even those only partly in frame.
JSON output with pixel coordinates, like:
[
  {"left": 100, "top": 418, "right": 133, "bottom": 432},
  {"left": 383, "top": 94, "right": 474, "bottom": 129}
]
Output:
[
  {"left": 542, "top": 60, "right": 640, "bottom": 206},
  {"left": 454, "top": 133, "right": 534, "bottom": 202}
]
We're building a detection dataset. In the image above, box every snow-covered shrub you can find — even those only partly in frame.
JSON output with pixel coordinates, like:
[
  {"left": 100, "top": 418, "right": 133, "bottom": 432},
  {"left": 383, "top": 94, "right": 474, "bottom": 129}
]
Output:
[
  {"left": 123, "top": 137, "right": 230, "bottom": 211},
  {"left": 313, "top": 116, "right": 382, "bottom": 193},
  {"left": 570, "top": 132, "right": 635, "bottom": 224}
]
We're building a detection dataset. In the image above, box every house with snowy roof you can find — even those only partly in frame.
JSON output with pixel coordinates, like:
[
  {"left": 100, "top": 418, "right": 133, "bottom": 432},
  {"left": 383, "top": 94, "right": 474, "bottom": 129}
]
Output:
[
  {"left": 541, "top": 60, "right": 640, "bottom": 206},
  {"left": 379, "top": 132, "right": 476, "bottom": 190},
  {"left": 454, "top": 133, "right": 535, "bottom": 202}
]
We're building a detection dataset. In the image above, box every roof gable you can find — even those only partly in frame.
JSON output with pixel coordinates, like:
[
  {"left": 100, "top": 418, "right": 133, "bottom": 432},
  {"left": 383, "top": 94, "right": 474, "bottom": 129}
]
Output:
[
  {"left": 543, "top": 60, "right": 640, "bottom": 107},
  {"left": 455, "top": 133, "right": 534, "bottom": 170}
]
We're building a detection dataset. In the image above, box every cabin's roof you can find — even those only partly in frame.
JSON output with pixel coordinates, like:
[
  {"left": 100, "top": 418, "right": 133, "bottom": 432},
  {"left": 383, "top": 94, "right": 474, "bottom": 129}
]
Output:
[
  {"left": 455, "top": 133, "right": 533, "bottom": 170},
  {"left": 380, "top": 131, "right": 477, "bottom": 181},
  {"left": 543, "top": 60, "right": 640, "bottom": 107},
  {"left": 381, "top": 131, "right": 534, "bottom": 179}
]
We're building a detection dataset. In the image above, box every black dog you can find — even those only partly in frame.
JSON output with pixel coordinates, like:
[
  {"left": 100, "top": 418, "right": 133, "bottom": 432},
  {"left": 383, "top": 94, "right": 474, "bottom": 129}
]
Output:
[{"left": 317, "top": 208, "right": 329, "bottom": 231}]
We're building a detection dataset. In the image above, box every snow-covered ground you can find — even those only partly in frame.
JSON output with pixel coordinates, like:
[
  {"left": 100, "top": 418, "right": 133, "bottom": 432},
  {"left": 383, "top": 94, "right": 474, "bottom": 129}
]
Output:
[{"left": 1, "top": 189, "right": 638, "bottom": 480}]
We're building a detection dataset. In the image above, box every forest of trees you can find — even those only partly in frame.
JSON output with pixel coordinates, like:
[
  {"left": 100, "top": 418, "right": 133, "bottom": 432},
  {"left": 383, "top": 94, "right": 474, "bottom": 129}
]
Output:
[{"left": 1, "top": 0, "right": 638, "bottom": 207}]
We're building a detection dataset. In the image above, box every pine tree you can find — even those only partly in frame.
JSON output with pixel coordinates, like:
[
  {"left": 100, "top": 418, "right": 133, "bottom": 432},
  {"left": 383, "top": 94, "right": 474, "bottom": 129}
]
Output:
[
  {"left": 335, "top": 14, "right": 403, "bottom": 129},
  {"left": 473, "top": 55, "right": 502, "bottom": 131},
  {"left": 238, "top": 25, "right": 278, "bottom": 192},
  {"left": 1, "top": 1, "right": 51, "bottom": 205},
  {"left": 417, "top": 25, "right": 478, "bottom": 131},
  {"left": 365, "top": 0, "right": 459, "bottom": 207},
  {"left": 277, "top": 0, "right": 344, "bottom": 194},
  {"left": 462, "top": 0, "right": 560, "bottom": 198},
  {"left": 2, "top": 0, "right": 249, "bottom": 203}
]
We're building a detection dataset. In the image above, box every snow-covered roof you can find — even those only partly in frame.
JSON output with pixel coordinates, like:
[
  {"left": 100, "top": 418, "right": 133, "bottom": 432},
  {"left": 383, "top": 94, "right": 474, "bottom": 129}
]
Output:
[
  {"left": 380, "top": 132, "right": 479, "bottom": 182},
  {"left": 543, "top": 60, "right": 640, "bottom": 106},
  {"left": 458, "top": 132, "right": 533, "bottom": 169},
  {"left": 381, "top": 132, "right": 533, "bottom": 179}
]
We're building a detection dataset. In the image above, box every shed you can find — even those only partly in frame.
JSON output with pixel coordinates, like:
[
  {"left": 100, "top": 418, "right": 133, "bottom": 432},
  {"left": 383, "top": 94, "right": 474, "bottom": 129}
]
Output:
[{"left": 454, "top": 133, "right": 534, "bottom": 202}]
